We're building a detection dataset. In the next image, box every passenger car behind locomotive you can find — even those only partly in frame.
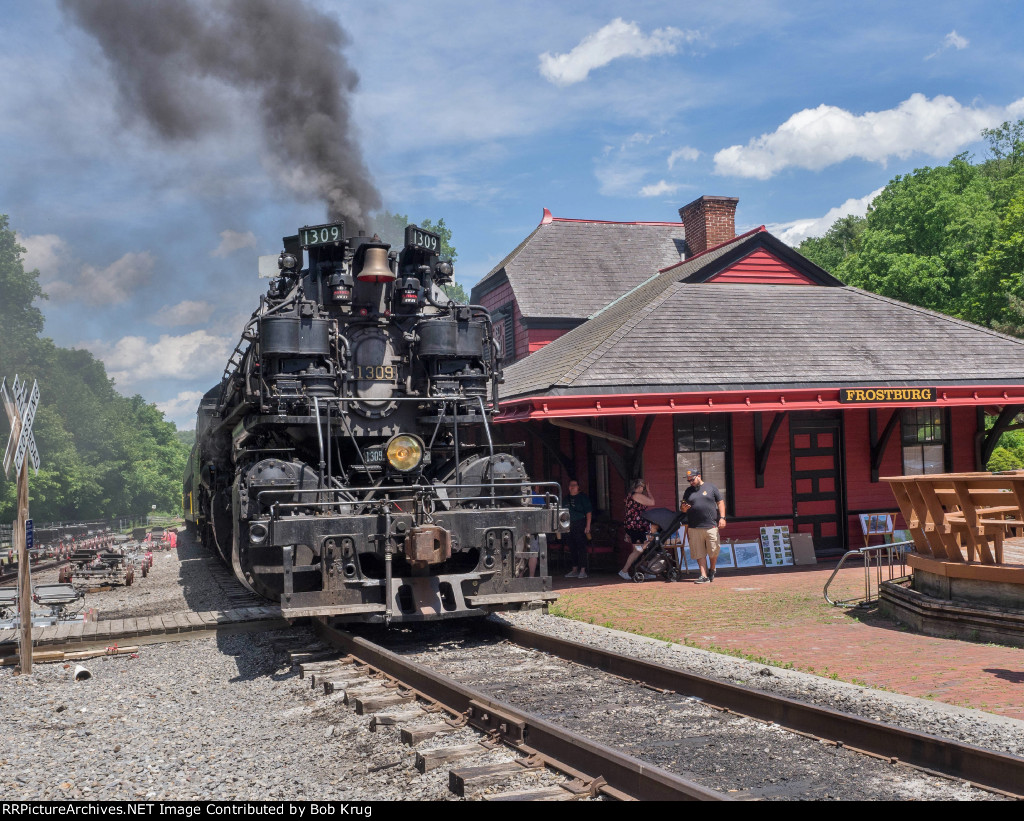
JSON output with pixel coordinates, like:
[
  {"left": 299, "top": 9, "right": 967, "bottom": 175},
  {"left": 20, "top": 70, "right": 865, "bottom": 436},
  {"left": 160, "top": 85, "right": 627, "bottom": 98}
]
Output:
[{"left": 183, "top": 221, "right": 567, "bottom": 623}]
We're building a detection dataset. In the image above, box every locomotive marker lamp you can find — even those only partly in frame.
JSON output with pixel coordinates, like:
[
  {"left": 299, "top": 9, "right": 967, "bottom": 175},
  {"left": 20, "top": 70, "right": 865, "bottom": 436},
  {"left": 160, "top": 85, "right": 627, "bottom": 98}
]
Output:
[
  {"left": 386, "top": 434, "right": 424, "bottom": 473},
  {"left": 278, "top": 252, "right": 299, "bottom": 273},
  {"left": 397, "top": 276, "right": 421, "bottom": 307},
  {"left": 434, "top": 260, "right": 454, "bottom": 284},
  {"left": 330, "top": 271, "right": 353, "bottom": 303}
]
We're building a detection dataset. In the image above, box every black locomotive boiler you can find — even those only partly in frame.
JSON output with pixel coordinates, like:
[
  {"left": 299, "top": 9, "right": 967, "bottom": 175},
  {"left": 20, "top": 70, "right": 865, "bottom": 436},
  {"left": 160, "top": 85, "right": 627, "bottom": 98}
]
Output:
[{"left": 183, "top": 222, "right": 567, "bottom": 623}]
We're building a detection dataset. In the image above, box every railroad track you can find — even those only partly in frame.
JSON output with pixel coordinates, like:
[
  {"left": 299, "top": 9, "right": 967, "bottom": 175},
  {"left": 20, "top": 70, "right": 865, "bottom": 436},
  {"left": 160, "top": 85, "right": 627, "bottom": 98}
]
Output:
[
  {"left": 0, "top": 558, "right": 63, "bottom": 585},
  {"left": 295, "top": 626, "right": 717, "bottom": 801},
  {"left": 308, "top": 619, "right": 1024, "bottom": 801},
  {"left": 8, "top": 529, "right": 1022, "bottom": 801}
]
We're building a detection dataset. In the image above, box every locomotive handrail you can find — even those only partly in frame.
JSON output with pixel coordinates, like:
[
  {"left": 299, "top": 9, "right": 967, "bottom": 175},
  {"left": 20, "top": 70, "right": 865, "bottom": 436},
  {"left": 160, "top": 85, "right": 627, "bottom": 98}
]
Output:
[
  {"left": 254, "top": 480, "right": 564, "bottom": 514},
  {"left": 260, "top": 495, "right": 557, "bottom": 517}
]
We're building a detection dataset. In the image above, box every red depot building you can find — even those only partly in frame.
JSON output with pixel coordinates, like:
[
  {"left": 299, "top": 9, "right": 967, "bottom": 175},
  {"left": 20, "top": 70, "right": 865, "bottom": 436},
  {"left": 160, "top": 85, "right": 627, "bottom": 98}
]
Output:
[{"left": 472, "top": 195, "right": 1024, "bottom": 565}]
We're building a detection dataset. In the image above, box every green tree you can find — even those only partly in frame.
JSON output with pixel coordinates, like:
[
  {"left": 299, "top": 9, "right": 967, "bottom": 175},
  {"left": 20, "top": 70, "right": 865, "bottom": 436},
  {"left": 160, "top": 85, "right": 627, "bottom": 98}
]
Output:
[
  {"left": 368, "top": 212, "right": 468, "bottom": 301},
  {"left": 367, "top": 210, "right": 410, "bottom": 250},
  {"left": 369, "top": 212, "right": 459, "bottom": 263},
  {"left": 0, "top": 214, "right": 47, "bottom": 377},
  {"left": 0, "top": 214, "right": 191, "bottom": 521},
  {"left": 797, "top": 121, "right": 1024, "bottom": 463},
  {"left": 418, "top": 217, "right": 458, "bottom": 262},
  {"left": 987, "top": 446, "right": 1021, "bottom": 472},
  {"left": 976, "top": 191, "right": 1024, "bottom": 335},
  {"left": 798, "top": 214, "right": 865, "bottom": 272}
]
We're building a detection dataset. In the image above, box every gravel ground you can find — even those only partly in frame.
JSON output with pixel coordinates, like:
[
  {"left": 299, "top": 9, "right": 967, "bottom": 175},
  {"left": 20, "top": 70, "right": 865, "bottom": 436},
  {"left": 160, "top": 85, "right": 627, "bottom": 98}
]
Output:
[
  {"left": 24, "top": 537, "right": 260, "bottom": 620},
  {"left": 0, "top": 540, "right": 564, "bottom": 801},
  {"left": 4, "top": 539, "right": 1023, "bottom": 800}
]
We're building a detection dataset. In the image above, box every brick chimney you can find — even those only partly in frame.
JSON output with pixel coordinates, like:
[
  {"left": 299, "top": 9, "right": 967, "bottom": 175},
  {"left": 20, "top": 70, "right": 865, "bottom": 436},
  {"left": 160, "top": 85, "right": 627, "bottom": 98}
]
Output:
[{"left": 679, "top": 195, "right": 739, "bottom": 257}]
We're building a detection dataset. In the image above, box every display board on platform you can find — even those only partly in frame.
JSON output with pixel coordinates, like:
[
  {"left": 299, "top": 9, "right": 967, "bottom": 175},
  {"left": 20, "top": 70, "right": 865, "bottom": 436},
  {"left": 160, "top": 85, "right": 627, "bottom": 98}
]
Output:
[
  {"left": 858, "top": 513, "right": 895, "bottom": 545},
  {"left": 732, "top": 541, "right": 764, "bottom": 568},
  {"left": 760, "top": 525, "right": 794, "bottom": 566}
]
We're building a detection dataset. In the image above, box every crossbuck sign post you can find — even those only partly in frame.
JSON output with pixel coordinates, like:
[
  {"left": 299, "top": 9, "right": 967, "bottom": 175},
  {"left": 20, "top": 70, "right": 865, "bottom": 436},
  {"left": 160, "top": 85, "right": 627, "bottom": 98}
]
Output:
[{"left": 2, "top": 375, "right": 40, "bottom": 674}]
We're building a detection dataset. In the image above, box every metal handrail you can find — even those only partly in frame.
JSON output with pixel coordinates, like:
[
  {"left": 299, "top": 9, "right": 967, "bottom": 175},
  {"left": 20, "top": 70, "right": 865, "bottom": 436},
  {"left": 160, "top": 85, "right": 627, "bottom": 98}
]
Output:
[{"left": 823, "top": 540, "right": 913, "bottom": 607}]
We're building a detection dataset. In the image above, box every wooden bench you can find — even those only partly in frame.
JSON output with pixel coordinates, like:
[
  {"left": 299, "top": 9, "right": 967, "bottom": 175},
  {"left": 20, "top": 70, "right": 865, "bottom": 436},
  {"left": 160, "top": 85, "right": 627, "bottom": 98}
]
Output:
[{"left": 885, "top": 473, "right": 1024, "bottom": 565}]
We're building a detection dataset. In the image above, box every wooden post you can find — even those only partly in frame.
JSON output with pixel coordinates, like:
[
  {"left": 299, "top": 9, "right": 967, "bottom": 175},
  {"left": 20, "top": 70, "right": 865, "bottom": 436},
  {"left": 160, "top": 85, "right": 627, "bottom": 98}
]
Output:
[{"left": 16, "top": 458, "right": 31, "bottom": 674}]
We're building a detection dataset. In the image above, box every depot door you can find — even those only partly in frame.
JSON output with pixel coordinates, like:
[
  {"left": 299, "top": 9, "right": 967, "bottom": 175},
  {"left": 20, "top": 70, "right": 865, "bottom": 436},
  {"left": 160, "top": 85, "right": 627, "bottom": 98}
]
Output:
[{"left": 789, "top": 411, "right": 845, "bottom": 553}]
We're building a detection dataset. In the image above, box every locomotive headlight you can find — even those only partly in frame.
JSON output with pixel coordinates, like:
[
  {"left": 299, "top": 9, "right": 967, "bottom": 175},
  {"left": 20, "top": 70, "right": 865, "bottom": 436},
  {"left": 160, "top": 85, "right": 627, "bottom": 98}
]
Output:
[
  {"left": 386, "top": 434, "right": 424, "bottom": 472},
  {"left": 279, "top": 252, "right": 299, "bottom": 271}
]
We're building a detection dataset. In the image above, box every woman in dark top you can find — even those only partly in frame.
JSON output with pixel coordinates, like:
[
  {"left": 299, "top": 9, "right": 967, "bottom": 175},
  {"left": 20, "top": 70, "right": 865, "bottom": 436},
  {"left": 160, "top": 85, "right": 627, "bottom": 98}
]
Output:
[{"left": 618, "top": 478, "right": 656, "bottom": 580}]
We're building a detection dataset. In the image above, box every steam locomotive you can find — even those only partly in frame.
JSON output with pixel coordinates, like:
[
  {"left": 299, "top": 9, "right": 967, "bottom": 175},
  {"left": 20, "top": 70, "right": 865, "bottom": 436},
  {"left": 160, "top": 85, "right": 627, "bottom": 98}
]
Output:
[{"left": 183, "top": 221, "right": 567, "bottom": 623}]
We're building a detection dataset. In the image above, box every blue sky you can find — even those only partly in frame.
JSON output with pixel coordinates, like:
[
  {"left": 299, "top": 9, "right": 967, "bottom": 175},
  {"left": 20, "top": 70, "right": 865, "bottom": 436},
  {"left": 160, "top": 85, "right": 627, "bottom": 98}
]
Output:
[{"left": 2, "top": 0, "right": 1023, "bottom": 429}]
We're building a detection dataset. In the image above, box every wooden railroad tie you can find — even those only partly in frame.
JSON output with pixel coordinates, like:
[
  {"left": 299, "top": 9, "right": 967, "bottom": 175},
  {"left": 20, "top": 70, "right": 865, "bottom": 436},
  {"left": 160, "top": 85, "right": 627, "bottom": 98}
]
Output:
[
  {"left": 368, "top": 708, "right": 429, "bottom": 731},
  {"left": 416, "top": 742, "right": 496, "bottom": 773},
  {"left": 449, "top": 758, "right": 546, "bottom": 797},
  {"left": 400, "top": 722, "right": 459, "bottom": 746},
  {"left": 354, "top": 692, "right": 417, "bottom": 715}
]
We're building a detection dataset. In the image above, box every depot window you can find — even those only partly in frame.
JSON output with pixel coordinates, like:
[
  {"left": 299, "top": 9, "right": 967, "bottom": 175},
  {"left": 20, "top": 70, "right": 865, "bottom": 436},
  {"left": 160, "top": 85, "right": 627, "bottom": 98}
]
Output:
[
  {"left": 901, "top": 408, "right": 947, "bottom": 475},
  {"left": 674, "top": 414, "right": 730, "bottom": 506}
]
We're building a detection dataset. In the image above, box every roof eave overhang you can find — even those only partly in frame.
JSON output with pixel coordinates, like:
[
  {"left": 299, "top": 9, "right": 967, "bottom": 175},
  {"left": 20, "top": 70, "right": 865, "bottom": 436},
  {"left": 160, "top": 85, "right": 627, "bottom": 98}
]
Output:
[{"left": 495, "top": 384, "right": 1024, "bottom": 422}]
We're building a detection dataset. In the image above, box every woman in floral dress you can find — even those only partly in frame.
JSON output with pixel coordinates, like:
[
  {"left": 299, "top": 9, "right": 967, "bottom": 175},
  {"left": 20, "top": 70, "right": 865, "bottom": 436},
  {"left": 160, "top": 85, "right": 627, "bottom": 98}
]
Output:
[{"left": 618, "top": 478, "right": 656, "bottom": 580}]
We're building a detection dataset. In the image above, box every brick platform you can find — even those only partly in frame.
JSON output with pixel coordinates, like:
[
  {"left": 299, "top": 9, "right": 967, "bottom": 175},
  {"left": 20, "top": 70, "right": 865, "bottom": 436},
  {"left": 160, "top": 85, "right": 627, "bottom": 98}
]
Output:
[{"left": 551, "top": 563, "right": 1024, "bottom": 720}]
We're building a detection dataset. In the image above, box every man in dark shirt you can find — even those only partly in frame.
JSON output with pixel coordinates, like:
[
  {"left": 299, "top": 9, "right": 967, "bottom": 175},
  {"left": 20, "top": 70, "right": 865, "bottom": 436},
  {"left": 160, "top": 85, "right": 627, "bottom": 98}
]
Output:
[
  {"left": 680, "top": 469, "right": 726, "bottom": 583},
  {"left": 563, "top": 479, "right": 592, "bottom": 580}
]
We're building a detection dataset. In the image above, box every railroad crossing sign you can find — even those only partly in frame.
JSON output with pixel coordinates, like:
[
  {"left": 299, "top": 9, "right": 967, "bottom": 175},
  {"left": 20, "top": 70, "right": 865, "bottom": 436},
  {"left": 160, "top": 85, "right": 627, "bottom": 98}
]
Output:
[
  {"left": 2, "top": 375, "right": 40, "bottom": 673},
  {"left": 2, "top": 375, "right": 39, "bottom": 477}
]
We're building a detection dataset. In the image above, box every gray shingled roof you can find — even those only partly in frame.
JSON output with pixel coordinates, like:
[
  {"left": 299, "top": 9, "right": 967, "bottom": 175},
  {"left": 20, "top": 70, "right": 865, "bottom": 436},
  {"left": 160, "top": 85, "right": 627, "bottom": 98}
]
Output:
[
  {"left": 472, "top": 219, "right": 686, "bottom": 319},
  {"left": 501, "top": 238, "right": 1024, "bottom": 400}
]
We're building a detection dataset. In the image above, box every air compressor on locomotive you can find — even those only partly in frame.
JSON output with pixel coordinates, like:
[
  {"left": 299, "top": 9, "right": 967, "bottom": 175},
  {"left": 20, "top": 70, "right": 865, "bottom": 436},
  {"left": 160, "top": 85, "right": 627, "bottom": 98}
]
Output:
[{"left": 183, "top": 222, "right": 567, "bottom": 623}]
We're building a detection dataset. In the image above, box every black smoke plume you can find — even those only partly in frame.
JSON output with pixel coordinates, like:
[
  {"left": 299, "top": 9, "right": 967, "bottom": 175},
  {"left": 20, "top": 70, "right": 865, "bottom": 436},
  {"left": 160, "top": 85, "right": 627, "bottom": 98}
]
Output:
[{"left": 59, "top": 0, "right": 381, "bottom": 226}]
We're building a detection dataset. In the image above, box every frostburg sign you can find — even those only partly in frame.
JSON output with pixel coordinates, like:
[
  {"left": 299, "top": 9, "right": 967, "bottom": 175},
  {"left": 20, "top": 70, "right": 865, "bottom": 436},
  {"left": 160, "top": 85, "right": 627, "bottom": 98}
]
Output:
[{"left": 839, "top": 387, "right": 937, "bottom": 404}]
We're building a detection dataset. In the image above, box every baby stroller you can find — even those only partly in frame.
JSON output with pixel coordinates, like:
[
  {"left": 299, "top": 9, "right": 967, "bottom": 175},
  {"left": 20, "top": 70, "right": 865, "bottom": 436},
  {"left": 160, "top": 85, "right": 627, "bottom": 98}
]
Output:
[{"left": 628, "top": 507, "right": 687, "bottom": 583}]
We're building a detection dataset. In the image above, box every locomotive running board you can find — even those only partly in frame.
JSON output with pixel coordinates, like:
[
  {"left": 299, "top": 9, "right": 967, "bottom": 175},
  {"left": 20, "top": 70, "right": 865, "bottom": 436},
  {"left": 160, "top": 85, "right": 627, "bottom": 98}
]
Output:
[
  {"left": 465, "top": 592, "right": 558, "bottom": 606},
  {"left": 282, "top": 603, "right": 387, "bottom": 619}
]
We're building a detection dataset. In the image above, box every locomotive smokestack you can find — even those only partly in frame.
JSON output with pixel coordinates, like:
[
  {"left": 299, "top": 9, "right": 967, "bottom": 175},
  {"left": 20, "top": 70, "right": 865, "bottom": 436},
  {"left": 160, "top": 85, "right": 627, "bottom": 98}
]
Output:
[{"left": 59, "top": 0, "right": 381, "bottom": 226}]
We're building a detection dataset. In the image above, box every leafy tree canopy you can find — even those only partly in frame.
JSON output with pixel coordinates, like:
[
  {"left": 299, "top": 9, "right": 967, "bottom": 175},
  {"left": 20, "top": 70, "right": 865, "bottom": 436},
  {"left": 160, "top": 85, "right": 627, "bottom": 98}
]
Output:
[
  {"left": 799, "top": 123, "right": 1024, "bottom": 463},
  {"left": 797, "top": 120, "right": 1024, "bottom": 333},
  {"left": 368, "top": 211, "right": 467, "bottom": 302},
  {"left": 0, "top": 215, "right": 189, "bottom": 523}
]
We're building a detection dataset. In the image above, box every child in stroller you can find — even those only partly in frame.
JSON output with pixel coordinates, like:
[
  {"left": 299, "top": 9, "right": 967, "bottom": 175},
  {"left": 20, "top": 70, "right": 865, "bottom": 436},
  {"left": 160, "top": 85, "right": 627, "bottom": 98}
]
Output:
[{"left": 626, "top": 507, "right": 687, "bottom": 583}]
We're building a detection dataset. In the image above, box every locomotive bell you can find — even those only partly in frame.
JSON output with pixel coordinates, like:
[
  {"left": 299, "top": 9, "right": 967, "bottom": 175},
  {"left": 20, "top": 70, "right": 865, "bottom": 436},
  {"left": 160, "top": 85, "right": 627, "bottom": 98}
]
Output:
[{"left": 355, "top": 237, "right": 395, "bottom": 283}]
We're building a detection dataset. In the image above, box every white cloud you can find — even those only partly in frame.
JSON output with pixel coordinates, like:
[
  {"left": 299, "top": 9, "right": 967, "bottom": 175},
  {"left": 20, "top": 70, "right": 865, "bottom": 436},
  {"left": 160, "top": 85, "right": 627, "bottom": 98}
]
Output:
[
  {"left": 48, "top": 251, "right": 156, "bottom": 306},
  {"left": 87, "top": 330, "right": 233, "bottom": 387},
  {"left": 211, "top": 229, "right": 258, "bottom": 258},
  {"left": 926, "top": 30, "right": 969, "bottom": 60},
  {"left": 155, "top": 390, "right": 205, "bottom": 430},
  {"left": 767, "top": 188, "right": 885, "bottom": 246},
  {"left": 19, "top": 233, "right": 68, "bottom": 284},
  {"left": 639, "top": 180, "right": 679, "bottom": 197},
  {"left": 152, "top": 300, "right": 216, "bottom": 327},
  {"left": 667, "top": 146, "right": 700, "bottom": 168},
  {"left": 539, "top": 19, "right": 701, "bottom": 86},
  {"left": 714, "top": 93, "right": 1024, "bottom": 179},
  {"left": 596, "top": 130, "right": 681, "bottom": 198}
]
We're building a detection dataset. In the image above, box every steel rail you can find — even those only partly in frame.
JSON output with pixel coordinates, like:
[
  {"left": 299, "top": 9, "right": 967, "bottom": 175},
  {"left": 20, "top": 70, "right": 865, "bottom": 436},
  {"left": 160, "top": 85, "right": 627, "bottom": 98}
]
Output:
[
  {"left": 0, "top": 558, "right": 63, "bottom": 585},
  {"left": 315, "top": 621, "right": 726, "bottom": 801},
  {"left": 493, "top": 621, "right": 1024, "bottom": 797}
]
